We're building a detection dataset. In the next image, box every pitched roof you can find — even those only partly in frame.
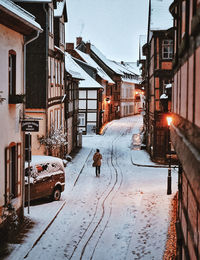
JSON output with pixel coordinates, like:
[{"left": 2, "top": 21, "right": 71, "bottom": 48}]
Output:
[
  {"left": 90, "top": 44, "right": 124, "bottom": 76},
  {"left": 150, "top": 0, "right": 173, "bottom": 31},
  {"left": 65, "top": 53, "right": 103, "bottom": 89},
  {"left": 123, "top": 62, "right": 141, "bottom": 76},
  {"left": 75, "top": 49, "right": 114, "bottom": 84},
  {"left": 13, "top": 0, "right": 51, "bottom": 2},
  {"left": 0, "top": 0, "right": 42, "bottom": 34}
]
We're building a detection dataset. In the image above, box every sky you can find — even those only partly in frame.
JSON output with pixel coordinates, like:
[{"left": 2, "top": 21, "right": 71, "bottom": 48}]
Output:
[{"left": 66, "top": 0, "right": 149, "bottom": 62}]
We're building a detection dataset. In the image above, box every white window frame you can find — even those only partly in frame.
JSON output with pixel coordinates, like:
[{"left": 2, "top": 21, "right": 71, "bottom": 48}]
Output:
[{"left": 162, "top": 40, "right": 173, "bottom": 59}]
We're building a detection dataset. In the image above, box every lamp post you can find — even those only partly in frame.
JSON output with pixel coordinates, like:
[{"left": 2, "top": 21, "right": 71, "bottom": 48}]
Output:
[{"left": 166, "top": 116, "right": 172, "bottom": 195}]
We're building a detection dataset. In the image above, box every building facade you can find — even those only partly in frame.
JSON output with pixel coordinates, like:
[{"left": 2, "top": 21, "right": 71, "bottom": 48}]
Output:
[
  {"left": 0, "top": 0, "right": 42, "bottom": 228},
  {"left": 170, "top": 0, "right": 200, "bottom": 259},
  {"left": 65, "top": 54, "right": 103, "bottom": 135},
  {"left": 16, "top": 0, "right": 68, "bottom": 158},
  {"left": 76, "top": 38, "right": 141, "bottom": 121},
  {"left": 143, "top": 0, "right": 174, "bottom": 162}
]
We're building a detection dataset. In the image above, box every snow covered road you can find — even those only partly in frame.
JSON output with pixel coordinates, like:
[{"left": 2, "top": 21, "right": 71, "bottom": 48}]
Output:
[{"left": 5, "top": 115, "right": 178, "bottom": 260}]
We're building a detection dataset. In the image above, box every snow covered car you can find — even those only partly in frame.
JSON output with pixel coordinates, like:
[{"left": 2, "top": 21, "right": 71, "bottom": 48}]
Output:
[{"left": 25, "top": 155, "right": 65, "bottom": 202}]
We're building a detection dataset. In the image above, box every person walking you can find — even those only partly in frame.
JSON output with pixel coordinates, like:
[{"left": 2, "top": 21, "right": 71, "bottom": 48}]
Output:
[{"left": 93, "top": 149, "right": 102, "bottom": 177}]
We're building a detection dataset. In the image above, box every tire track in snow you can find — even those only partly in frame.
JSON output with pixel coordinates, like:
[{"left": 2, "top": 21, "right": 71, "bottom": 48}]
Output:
[{"left": 79, "top": 130, "right": 125, "bottom": 260}]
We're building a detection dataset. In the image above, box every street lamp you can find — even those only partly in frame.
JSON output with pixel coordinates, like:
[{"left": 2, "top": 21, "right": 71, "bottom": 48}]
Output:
[{"left": 166, "top": 116, "right": 172, "bottom": 195}]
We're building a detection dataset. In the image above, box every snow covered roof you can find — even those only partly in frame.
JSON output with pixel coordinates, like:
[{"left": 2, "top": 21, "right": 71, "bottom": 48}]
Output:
[
  {"left": 90, "top": 44, "right": 124, "bottom": 76},
  {"left": 13, "top": 0, "right": 51, "bottom": 2},
  {"left": 150, "top": 0, "right": 173, "bottom": 31},
  {"left": 75, "top": 49, "right": 114, "bottom": 84},
  {"left": 65, "top": 53, "right": 103, "bottom": 89},
  {"left": 121, "top": 62, "right": 141, "bottom": 76},
  {"left": 65, "top": 53, "right": 83, "bottom": 80},
  {"left": 112, "top": 62, "right": 141, "bottom": 84},
  {"left": 139, "top": 35, "right": 147, "bottom": 60},
  {"left": 0, "top": 0, "right": 42, "bottom": 32},
  {"left": 160, "top": 93, "right": 168, "bottom": 99},
  {"left": 166, "top": 83, "right": 172, "bottom": 88},
  {"left": 90, "top": 44, "right": 141, "bottom": 83},
  {"left": 26, "top": 155, "right": 64, "bottom": 166},
  {"left": 54, "top": 0, "right": 66, "bottom": 18}
]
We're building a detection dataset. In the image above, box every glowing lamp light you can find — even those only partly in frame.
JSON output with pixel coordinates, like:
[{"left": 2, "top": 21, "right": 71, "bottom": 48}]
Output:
[
  {"left": 166, "top": 116, "right": 172, "bottom": 126},
  {"left": 105, "top": 97, "right": 111, "bottom": 104}
]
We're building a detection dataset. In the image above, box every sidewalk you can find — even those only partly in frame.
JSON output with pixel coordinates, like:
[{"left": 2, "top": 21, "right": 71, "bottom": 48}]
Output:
[{"left": 2, "top": 145, "right": 93, "bottom": 260}]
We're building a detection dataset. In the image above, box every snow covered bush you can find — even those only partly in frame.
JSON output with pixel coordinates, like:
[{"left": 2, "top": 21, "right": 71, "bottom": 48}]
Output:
[
  {"left": 37, "top": 127, "right": 67, "bottom": 152},
  {"left": 0, "top": 91, "right": 6, "bottom": 104}
]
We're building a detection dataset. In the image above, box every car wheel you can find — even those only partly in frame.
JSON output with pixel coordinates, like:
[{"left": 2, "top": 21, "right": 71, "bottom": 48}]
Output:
[{"left": 52, "top": 188, "right": 61, "bottom": 201}]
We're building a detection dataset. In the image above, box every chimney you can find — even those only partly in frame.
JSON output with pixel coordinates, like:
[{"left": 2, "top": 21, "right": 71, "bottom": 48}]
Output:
[
  {"left": 76, "top": 37, "right": 82, "bottom": 46},
  {"left": 65, "top": 43, "right": 74, "bottom": 54},
  {"left": 86, "top": 42, "right": 91, "bottom": 55}
]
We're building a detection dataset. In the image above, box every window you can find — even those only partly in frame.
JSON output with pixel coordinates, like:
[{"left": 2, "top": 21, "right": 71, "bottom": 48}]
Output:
[
  {"left": 60, "top": 22, "right": 65, "bottom": 45},
  {"left": 50, "top": 58, "right": 54, "bottom": 84},
  {"left": 162, "top": 40, "right": 173, "bottom": 59},
  {"left": 78, "top": 113, "right": 85, "bottom": 126},
  {"left": 49, "top": 8, "right": 53, "bottom": 34},
  {"left": 5, "top": 143, "right": 21, "bottom": 202},
  {"left": 55, "top": 60, "right": 58, "bottom": 85},
  {"left": 9, "top": 50, "right": 16, "bottom": 96},
  {"left": 58, "top": 61, "right": 60, "bottom": 85},
  {"left": 54, "top": 109, "right": 58, "bottom": 129}
]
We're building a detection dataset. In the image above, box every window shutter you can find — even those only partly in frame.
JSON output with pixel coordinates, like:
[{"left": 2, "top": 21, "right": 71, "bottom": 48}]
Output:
[
  {"left": 17, "top": 143, "right": 21, "bottom": 196},
  {"left": 4, "top": 147, "right": 10, "bottom": 204}
]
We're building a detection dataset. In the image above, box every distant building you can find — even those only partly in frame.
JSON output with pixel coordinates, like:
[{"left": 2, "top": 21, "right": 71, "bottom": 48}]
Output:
[
  {"left": 71, "top": 48, "right": 115, "bottom": 127},
  {"left": 170, "top": 1, "right": 200, "bottom": 259},
  {"left": 0, "top": 0, "right": 42, "bottom": 228},
  {"left": 142, "top": 0, "right": 174, "bottom": 162},
  {"left": 76, "top": 38, "right": 141, "bottom": 121},
  {"left": 65, "top": 53, "right": 103, "bottom": 135},
  {"left": 64, "top": 56, "right": 82, "bottom": 154}
]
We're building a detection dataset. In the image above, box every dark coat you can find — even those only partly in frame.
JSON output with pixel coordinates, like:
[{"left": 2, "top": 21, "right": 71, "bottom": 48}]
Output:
[{"left": 93, "top": 152, "right": 102, "bottom": 166}]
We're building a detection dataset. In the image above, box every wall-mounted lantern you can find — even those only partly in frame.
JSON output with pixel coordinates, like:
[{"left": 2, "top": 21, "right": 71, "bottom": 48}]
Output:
[{"left": 105, "top": 97, "right": 111, "bottom": 104}]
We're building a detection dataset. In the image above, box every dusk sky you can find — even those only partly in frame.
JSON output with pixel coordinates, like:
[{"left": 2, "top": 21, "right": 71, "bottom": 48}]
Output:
[{"left": 66, "top": 0, "right": 149, "bottom": 62}]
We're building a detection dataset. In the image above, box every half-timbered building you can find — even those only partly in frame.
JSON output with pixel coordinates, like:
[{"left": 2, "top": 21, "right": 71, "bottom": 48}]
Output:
[
  {"left": 170, "top": 0, "right": 200, "bottom": 258},
  {"left": 144, "top": 0, "right": 174, "bottom": 162},
  {"left": 14, "top": 0, "right": 68, "bottom": 158},
  {"left": 65, "top": 54, "right": 103, "bottom": 135},
  {"left": 76, "top": 38, "right": 140, "bottom": 120}
]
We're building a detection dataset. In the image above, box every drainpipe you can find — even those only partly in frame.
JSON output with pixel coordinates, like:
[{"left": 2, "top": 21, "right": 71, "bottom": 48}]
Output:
[
  {"left": 43, "top": 3, "right": 49, "bottom": 154},
  {"left": 22, "top": 31, "right": 40, "bottom": 216}
]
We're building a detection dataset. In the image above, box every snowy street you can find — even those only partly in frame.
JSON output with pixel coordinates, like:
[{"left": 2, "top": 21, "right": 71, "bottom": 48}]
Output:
[{"left": 5, "top": 115, "right": 178, "bottom": 260}]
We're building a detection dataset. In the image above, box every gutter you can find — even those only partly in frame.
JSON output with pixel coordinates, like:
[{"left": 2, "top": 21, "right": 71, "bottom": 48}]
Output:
[{"left": 22, "top": 30, "right": 41, "bottom": 217}]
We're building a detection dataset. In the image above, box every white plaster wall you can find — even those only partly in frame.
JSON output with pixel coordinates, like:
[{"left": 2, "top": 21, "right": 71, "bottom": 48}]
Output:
[{"left": 0, "top": 24, "right": 24, "bottom": 210}]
